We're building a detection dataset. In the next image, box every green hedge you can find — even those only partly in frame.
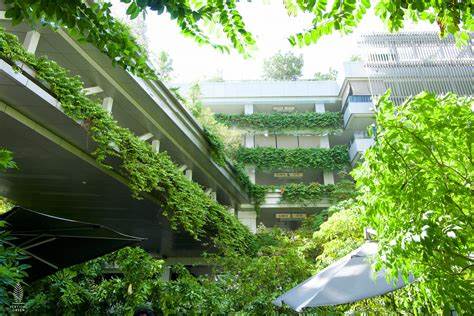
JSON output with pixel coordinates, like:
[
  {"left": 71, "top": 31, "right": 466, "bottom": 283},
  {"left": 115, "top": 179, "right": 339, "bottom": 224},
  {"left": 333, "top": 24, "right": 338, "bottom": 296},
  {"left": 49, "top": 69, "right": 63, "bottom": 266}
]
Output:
[
  {"left": 236, "top": 145, "right": 349, "bottom": 170},
  {"left": 0, "top": 28, "right": 256, "bottom": 254},
  {"left": 214, "top": 112, "right": 342, "bottom": 134}
]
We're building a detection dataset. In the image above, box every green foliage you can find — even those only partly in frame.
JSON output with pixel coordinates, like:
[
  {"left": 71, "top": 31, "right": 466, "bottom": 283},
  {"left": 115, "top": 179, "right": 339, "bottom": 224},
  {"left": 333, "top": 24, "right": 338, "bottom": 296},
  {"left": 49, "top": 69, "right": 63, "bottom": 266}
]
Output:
[
  {"left": 353, "top": 91, "right": 474, "bottom": 312},
  {"left": 313, "top": 67, "right": 338, "bottom": 80},
  {"left": 0, "top": 150, "right": 28, "bottom": 311},
  {"left": 122, "top": 0, "right": 256, "bottom": 55},
  {"left": 0, "top": 28, "right": 255, "bottom": 254},
  {"left": 22, "top": 200, "right": 440, "bottom": 314},
  {"left": 0, "top": 223, "right": 29, "bottom": 312},
  {"left": 262, "top": 51, "right": 304, "bottom": 81},
  {"left": 24, "top": 247, "right": 163, "bottom": 315},
  {"left": 0, "top": 149, "right": 16, "bottom": 171},
  {"left": 249, "top": 184, "right": 268, "bottom": 212},
  {"left": 4, "top": 0, "right": 156, "bottom": 79},
  {"left": 236, "top": 145, "right": 349, "bottom": 171},
  {"left": 155, "top": 51, "right": 173, "bottom": 82},
  {"left": 310, "top": 201, "right": 364, "bottom": 268},
  {"left": 281, "top": 180, "right": 356, "bottom": 204},
  {"left": 202, "top": 127, "right": 226, "bottom": 166},
  {"left": 288, "top": 0, "right": 473, "bottom": 47},
  {"left": 214, "top": 111, "right": 342, "bottom": 134}
]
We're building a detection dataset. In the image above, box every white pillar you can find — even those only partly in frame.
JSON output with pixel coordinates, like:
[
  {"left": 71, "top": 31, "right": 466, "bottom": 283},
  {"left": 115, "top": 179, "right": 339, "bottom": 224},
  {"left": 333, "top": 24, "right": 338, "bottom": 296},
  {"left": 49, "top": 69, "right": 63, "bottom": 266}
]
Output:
[
  {"left": 317, "top": 102, "right": 335, "bottom": 185},
  {"left": 323, "top": 171, "right": 335, "bottom": 185},
  {"left": 244, "top": 134, "right": 254, "bottom": 148},
  {"left": 246, "top": 167, "right": 256, "bottom": 184},
  {"left": 102, "top": 97, "right": 113, "bottom": 114},
  {"left": 161, "top": 266, "right": 171, "bottom": 281},
  {"left": 151, "top": 139, "right": 160, "bottom": 152},
  {"left": 238, "top": 211, "right": 257, "bottom": 234},
  {"left": 244, "top": 104, "right": 254, "bottom": 115},
  {"left": 184, "top": 169, "right": 192, "bottom": 180},
  {"left": 320, "top": 136, "right": 330, "bottom": 148},
  {"left": 314, "top": 103, "right": 325, "bottom": 113},
  {"left": 23, "top": 30, "right": 41, "bottom": 54}
]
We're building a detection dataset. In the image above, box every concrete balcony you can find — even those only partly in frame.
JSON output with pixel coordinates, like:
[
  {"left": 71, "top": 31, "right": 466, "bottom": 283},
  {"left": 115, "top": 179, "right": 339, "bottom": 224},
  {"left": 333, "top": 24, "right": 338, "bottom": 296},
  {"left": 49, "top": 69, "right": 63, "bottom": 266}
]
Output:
[
  {"left": 343, "top": 96, "right": 375, "bottom": 130},
  {"left": 349, "top": 138, "right": 375, "bottom": 165}
]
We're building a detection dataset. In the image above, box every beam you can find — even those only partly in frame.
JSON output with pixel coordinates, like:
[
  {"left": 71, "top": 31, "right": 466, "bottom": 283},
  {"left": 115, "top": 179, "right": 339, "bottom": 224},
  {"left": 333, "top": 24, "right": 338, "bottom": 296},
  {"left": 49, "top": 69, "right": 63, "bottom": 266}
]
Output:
[
  {"left": 82, "top": 86, "right": 103, "bottom": 96},
  {"left": 0, "top": 11, "right": 10, "bottom": 20},
  {"left": 23, "top": 31, "right": 41, "bottom": 54},
  {"left": 138, "top": 133, "right": 154, "bottom": 141}
]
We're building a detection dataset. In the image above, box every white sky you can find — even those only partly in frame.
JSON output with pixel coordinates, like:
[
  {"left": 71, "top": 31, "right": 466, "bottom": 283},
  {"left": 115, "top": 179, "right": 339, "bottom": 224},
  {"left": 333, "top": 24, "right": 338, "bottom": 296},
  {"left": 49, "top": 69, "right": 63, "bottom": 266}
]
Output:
[{"left": 113, "top": 0, "right": 436, "bottom": 82}]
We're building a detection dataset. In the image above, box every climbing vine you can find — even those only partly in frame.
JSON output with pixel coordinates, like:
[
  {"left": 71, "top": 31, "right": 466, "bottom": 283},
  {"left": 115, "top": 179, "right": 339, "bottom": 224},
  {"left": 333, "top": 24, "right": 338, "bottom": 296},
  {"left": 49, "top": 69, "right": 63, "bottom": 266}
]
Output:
[
  {"left": 202, "top": 127, "right": 226, "bottom": 166},
  {"left": 4, "top": 0, "right": 156, "bottom": 79},
  {"left": 251, "top": 180, "right": 356, "bottom": 210},
  {"left": 215, "top": 112, "right": 342, "bottom": 134},
  {"left": 281, "top": 181, "right": 356, "bottom": 204},
  {"left": 0, "top": 28, "right": 255, "bottom": 254},
  {"left": 236, "top": 145, "right": 349, "bottom": 170}
]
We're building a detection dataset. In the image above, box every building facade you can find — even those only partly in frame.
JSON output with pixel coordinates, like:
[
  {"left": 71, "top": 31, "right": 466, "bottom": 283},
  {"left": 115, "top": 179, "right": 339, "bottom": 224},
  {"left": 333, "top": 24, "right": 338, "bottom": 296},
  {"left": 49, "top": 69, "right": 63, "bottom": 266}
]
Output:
[{"left": 185, "top": 32, "right": 474, "bottom": 232}]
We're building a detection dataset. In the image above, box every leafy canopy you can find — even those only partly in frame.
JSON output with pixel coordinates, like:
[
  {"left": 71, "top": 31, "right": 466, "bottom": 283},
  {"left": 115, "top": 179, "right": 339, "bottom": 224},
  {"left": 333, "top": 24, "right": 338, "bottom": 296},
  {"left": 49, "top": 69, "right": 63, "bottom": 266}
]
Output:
[
  {"left": 313, "top": 67, "right": 338, "bottom": 81},
  {"left": 262, "top": 51, "right": 304, "bottom": 81},
  {"left": 154, "top": 51, "right": 174, "bottom": 82},
  {"left": 353, "top": 91, "right": 474, "bottom": 312},
  {"left": 4, "top": 0, "right": 472, "bottom": 71}
]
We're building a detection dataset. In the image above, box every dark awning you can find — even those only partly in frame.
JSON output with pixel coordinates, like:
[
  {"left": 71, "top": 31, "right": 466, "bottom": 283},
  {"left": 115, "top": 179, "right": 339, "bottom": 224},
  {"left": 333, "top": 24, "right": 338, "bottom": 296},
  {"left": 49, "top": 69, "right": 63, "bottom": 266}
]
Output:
[{"left": 1, "top": 206, "right": 145, "bottom": 282}]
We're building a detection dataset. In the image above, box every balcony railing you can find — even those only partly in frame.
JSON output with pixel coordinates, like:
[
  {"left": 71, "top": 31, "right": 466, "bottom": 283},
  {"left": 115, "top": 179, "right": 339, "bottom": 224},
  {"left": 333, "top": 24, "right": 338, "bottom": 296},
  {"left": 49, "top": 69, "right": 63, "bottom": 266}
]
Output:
[{"left": 343, "top": 95, "right": 375, "bottom": 129}]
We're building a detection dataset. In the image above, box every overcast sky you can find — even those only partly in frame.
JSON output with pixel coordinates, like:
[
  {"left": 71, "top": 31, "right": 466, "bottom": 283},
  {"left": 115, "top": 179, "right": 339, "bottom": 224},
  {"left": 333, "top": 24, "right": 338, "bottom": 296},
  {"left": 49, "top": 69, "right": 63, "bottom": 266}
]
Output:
[{"left": 113, "top": 0, "right": 436, "bottom": 83}]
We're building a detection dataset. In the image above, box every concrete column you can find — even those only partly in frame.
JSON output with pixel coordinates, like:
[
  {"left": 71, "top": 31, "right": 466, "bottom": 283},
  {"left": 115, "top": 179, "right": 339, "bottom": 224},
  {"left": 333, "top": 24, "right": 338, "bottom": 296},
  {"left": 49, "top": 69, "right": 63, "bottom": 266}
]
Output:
[
  {"left": 228, "top": 207, "right": 235, "bottom": 215},
  {"left": 244, "top": 104, "right": 254, "bottom": 115},
  {"left": 184, "top": 169, "right": 192, "bottom": 180},
  {"left": 238, "top": 211, "right": 257, "bottom": 233},
  {"left": 23, "top": 30, "right": 41, "bottom": 54},
  {"left": 151, "top": 139, "right": 160, "bottom": 152},
  {"left": 314, "top": 103, "right": 325, "bottom": 113},
  {"left": 323, "top": 171, "right": 335, "bottom": 185},
  {"left": 101, "top": 97, "right": 113, "bottom": 114},
  {"left": 246, "top": 167, "right": 256, "bottom": 184},
  {"left": 161, "top": 266, "right": 171, "bottom": 281},
  {"left": 244, "top": 134, "right": 254, "bottom": 148}
]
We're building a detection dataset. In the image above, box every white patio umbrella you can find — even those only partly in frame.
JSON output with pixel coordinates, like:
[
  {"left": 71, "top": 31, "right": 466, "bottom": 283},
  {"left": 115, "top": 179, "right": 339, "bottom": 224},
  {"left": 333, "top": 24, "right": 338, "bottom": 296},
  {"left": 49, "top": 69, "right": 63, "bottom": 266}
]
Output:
[{"left": 273, "top": 241, "right": 414, "bottom": 312}]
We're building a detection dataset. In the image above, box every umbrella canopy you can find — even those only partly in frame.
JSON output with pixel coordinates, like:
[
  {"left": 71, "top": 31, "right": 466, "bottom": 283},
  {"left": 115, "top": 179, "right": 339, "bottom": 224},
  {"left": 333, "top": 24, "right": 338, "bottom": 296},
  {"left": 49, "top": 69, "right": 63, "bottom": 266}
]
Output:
[
  {"left": 274, "top": 241, "right": 414, "bottom": 311},
  {"left": 1, "top": 206, "right": 145, "bottom": 282}
]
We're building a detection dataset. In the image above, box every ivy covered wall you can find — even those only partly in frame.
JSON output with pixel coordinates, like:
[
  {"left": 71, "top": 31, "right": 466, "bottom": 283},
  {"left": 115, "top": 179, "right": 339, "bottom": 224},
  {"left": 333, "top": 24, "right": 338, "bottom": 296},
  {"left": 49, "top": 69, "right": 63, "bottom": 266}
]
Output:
[{"left": 0, "top": 28, "right": 256, "bottom": 254}]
